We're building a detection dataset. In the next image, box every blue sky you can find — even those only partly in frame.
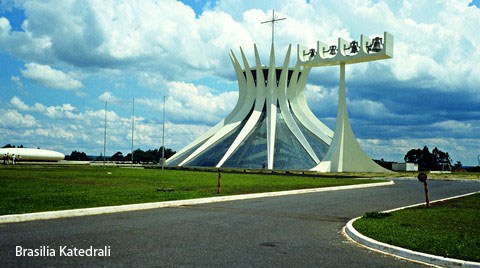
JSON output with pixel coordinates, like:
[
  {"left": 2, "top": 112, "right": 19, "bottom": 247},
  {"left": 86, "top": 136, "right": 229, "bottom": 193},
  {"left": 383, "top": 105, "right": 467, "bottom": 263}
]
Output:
[{"left": 1, "top": 0, "right": 479, "bottom": 166}]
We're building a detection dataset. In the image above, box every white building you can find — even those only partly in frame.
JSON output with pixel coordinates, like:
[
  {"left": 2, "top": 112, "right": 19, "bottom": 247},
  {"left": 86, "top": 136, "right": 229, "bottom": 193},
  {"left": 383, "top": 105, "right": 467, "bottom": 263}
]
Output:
[
  {"left": 0, "top": 148, "right": 65, "bottom": 162},
  {"left": 167, "top": 44, "right": 332, "bottom": 170},
  {"left": 166, "top": 18, "right": 393, "bottom": 172},
  {"left": 392, "top": 163, "right": 419, "bottom": 172}
]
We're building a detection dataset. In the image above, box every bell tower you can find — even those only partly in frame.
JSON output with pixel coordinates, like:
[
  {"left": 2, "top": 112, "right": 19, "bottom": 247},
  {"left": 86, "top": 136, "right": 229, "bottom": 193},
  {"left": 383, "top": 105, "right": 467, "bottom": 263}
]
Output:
[{"left": 298, "top": 32, "right": 394, "bottom": 172}]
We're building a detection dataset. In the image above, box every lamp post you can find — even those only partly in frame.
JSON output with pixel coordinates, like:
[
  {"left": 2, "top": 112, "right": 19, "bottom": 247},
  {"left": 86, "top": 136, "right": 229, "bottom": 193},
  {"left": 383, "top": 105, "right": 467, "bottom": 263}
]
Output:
[
  {"left": 103, "top": 101, "right": 107, "bottom": 167},
  {"left": 298, "top": 32, "right": 394, "bottom": 172},
  {"left": 161, "top": 95, "right": 166, "bottom": 170},
  {"left": 131, "top": 98, "right": 135, "bottom": 167}
]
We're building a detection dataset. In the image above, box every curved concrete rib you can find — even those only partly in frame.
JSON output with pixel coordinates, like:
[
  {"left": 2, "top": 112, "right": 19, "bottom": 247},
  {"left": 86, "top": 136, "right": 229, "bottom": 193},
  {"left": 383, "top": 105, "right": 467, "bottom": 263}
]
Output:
[
  {"left": 266, "top": 44, "right": 277, "bottom": 170},
  {"left": 288, "top": 65, "right": 333, "bottom": 145},
  {"left": 178, "top": 48, "right": 256, "bottom": 166},
  {"left": 167, "top": 51, "right": 246, "bottom": 165},
  {"left": 216, "top": 47, "right": 266, "bottom": 167},
  {"left": 277, "top": 45, "right": 320, "bottom": 163}
]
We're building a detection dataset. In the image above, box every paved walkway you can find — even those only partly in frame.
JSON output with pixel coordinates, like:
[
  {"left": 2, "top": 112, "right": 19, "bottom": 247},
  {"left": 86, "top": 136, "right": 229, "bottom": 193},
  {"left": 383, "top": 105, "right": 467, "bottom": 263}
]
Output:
[{"left": 1, "top": 179, "right": 479, "bottom": 267}]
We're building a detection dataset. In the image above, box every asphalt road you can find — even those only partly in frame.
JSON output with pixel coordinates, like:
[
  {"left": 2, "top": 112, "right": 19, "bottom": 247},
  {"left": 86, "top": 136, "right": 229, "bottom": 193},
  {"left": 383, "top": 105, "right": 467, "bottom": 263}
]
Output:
[{"left": 1, "top": 179, "right": 479, "bottom": 267}]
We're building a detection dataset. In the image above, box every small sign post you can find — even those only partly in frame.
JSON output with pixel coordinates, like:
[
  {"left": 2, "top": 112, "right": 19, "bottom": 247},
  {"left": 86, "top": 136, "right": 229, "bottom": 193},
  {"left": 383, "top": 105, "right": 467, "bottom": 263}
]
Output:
[
  {"left": 217, "top": 168, "right": 221, "bottom": 194},
  {"left": 417, "top": 172, "right": 430, "bottom": 208}
]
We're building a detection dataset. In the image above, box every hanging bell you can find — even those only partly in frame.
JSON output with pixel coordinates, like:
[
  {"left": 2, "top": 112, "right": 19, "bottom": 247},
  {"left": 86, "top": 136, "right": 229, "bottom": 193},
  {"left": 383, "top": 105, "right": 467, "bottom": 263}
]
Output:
[
  {"left": 349, "top": 41, "right": 359, "bottom": 53},
  {"left": 303, "top": 48, "right": 316, "bottom": 60},
  {"left": 369, "top": 37, "right": 382, "bottom": 52},
  {"left": 329, "top": 45, "right": 337, "bottom": 55}
]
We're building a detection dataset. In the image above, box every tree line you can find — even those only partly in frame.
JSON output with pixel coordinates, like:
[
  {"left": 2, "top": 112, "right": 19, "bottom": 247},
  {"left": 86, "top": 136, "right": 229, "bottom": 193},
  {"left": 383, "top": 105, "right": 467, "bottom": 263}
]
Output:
[
  {"left": 404, "top": 146, "right": 457, "bottom": 171},
  {"left": 376, "top": 146, "right": 465, "bottom": 171},
  {"left": 64, "top": 147, "right": 176, "bottom": 163},
  {"left": 108, "top": 147, "right": 176, "bottom": 163},
  {"left": 2, "top": 144, "right": 27, "bottom": 148},
  {"left": 4, "top": 143, "right": 477, "bottom": 171}
]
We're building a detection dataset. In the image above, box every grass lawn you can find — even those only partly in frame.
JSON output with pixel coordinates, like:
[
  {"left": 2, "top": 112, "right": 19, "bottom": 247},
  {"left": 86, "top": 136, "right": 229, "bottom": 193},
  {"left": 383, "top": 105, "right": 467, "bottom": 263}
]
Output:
[
  {"left": 353, "top": 193, "right": 480, "bottom": 262},
  {"left": 0, "top": 165, "right": 383, "bottom": 215}
]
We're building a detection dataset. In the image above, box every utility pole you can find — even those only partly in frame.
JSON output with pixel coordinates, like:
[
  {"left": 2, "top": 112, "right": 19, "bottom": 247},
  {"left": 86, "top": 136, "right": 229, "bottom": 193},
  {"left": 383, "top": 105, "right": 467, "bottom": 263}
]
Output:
[
  {"left": 103, "top": 101, "right": 107, "bottom": 167},
  {"left": 131, "top": 98, "right": 135, "bottom": 167},
  {"left": 161, "top": 95, "right": 166, "bottom": 170}
]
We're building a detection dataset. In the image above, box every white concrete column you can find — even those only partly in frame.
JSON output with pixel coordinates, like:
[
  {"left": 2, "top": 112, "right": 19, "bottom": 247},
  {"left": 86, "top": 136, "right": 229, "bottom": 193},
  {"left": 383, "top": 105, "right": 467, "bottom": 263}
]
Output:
[{"left": 312, "top": 63, "right": 390, "bottom": 172}]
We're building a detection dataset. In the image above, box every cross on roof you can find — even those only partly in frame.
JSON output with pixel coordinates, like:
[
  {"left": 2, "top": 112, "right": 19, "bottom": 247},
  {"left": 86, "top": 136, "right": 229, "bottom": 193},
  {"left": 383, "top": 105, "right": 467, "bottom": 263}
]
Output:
[{"left": 261, "top": 9, "right": 286, "bottom": 45}]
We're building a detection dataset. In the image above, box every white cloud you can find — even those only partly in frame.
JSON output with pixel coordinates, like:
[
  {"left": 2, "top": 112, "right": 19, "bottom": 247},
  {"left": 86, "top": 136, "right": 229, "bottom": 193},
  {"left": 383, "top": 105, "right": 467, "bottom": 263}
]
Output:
[
  {"left": 164, "top": 122, "right": 211, "bottom": 151},
  {"left": 136, "top": 81, "right": 238, "bottom": 125},
  {"left": 9, "top": 97, "right": 110, "bottom": 123},
  {"left": 0, "top": 0, "right": 247, "bottom": 80},
  {"left": 431, "top": 120, "right": 472, "bottom": 131},
  {"left": 10, "top": 75, "right": 23, "bottom": 87},
  {"left": 2, "top": 97, "right": 139, "bottom": 154},
  {"left": 43, "top": 105, "right": 73, "bottom": 119},
  {"left": 24, "top": 127, "right": 76, "bottom": 141},
  {"left": 10, "top": 96, "right": 29, "bottom": 111},
  {"left": 0, "top": 16, "right": 11, "bottom": 37},
  {"left": 305, "top": 84, "right": 338, "bottom": 119},
  {"left": 0, "top": 109, "right": 37, "bottom": 128},
  {"left": 98, "top": 91, "right": 121, "bottom": 103},
  {"left": 32, "top": 103, "right": 44, "bottom": 112},
  {"left": 21, "top": 63, "right": 83, "bottom": 90},
  {"left": 349, "top": 99, "right": 391, "bottom": 119},
  {"left": 0, "top": 0, "right": 478, "bottom": 91}
]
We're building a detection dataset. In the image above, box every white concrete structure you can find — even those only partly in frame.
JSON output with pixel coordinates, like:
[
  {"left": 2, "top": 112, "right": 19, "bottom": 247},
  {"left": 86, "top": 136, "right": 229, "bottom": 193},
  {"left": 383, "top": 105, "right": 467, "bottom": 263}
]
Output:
[
  {"left": 392, "top": 163, "right": 419, "bottom": 172},
  {"left": 0, "top": 148, "right": 65, "bottom": 162},
  {"left": 166, "top": 44, "right": 333, "bottom": 170},
  {"left": 167, "top": 31, "right": 394, "bottom": 172},
  {"left": 300, "top": 32, "right": 394, "bottom": 173}
]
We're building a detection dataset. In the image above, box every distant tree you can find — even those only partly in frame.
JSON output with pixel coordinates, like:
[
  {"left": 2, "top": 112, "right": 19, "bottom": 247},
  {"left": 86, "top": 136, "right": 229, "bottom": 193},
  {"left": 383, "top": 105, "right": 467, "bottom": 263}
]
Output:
[
  {"left": 404, "top": 146, "right": 452, "bottom": 171},
  {"left": 466, "top": 166, "right": 480, "bottom": 172},
  {"left": 122, "top": 147, "right": 177, "bottom": 164},
  {"left": 65, "top": 150, "right": 89, "bottom": 161},
  {"left": 125, "top": 148, "right": 151, "bottom": 163},
  {"left": 124, "top": 152, "right": 133, "bottom": 162},
  {"left": 110, "top": 151, "right": 125, "bottom": 162},
  {"left": 434, "top": 147, "right": 453, "bottom": 170},
  {"left": 2, "top": 144, "right": 25, "bottom": 148},
  {"left": 95, "top": 153, "right": 105, "bottom": 161},
  {"left": 454, "top": 161, "right": 463, "bottom": 169},
  {"left": 153, "top": 146, "right": 175, "bottom": 161},
  {"left": 404, "top": 148, "right": 421, "bottom": 163},
  {"left": 105, "top": 147, "right": 176, "bottom": 164},
  {"left": 160, "top": 146, "right": 176, "bottom": 159},
  {"left": 374, "top": 158, "right": 394, "bottom": 170},
  {"left": 131, "top": 148, "right": 148, "bottom": 163}
]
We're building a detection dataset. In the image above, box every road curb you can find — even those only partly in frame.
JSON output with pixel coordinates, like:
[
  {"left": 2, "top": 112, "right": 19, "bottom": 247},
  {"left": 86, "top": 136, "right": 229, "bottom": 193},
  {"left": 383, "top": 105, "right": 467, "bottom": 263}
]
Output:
[
  {"left": 344, "top": 191, "right": 480, "bottom": 267},
  {"left": 0, "top": 180, "right": 393, "bottom": 224}
]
